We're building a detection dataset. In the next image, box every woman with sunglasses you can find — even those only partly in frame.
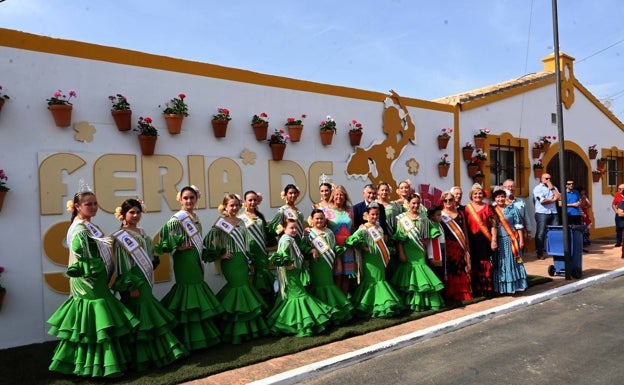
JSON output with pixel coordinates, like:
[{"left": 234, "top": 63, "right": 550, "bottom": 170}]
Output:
[{"left": 439, "top": 191, "right": 473, "bottom": 301}]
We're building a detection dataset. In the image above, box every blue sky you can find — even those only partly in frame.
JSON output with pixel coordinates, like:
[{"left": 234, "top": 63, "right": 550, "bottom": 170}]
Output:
[{"left": 2, "top": 0, "right": 623, "bottom": 114}]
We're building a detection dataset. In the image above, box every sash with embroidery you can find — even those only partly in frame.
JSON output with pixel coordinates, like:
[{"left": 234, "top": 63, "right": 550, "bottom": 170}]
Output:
[
  {"left": 239, "top": 213, "right": 266, "bottom": 251},
  {"left": 364, "top": 224, "right": 390, "bottom": 267},
  {"left": 441, "top": 214, "right": 471, "bottom": 271},
  {"left": 397, "top": 214, "right": 425, "bottom": 253},
  {"left": 308, "top": 228, "right": 336, "bottom": 269},
  {"left": 113, "top": 229, "right": 154, "bottom": 287},
  {"left": 282, "top": 207, "right": 303, "bottom": 235},
  {"left": 465, "top": 203, "right": 492, "bottom": 242},
  {"left": 82, "top": 220, "right": 115, "bottom": 281},
  {"left": 494, "top": 206, "right": 523, "bottom": 263},
  {"left": 173, "top": 210, "right": 203, "bottom": 257},
  {"left": 214, "top": 218, "right": 250, "bottom": 262}
]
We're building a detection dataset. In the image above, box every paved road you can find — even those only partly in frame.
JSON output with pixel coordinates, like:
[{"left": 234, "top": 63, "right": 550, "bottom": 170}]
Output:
[{"left": 301, "top": 275, "right": 624, "bottom": 385}]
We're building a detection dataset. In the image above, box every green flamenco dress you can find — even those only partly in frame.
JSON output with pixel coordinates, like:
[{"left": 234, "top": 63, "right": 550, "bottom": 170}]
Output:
[
  {"left": 346, "top": 226, "right": 402, "bottom": 318},
  {"left": 48, "top": 221, "right": 139, "bottom": 378},
  {"left": 112, "top": 228, "right": 188, "bottom": 371},
  {"left": 155, "top": 213, "right": 224, "bottom": 351},
  {"left": 305, "top": 228, "right": 353, "bottom": 324},
  {"left": 267, "top": 235, "right": 333, "bottom": 337},
  {"left": 203, "top": 219, "right": 269, "bottom": 344},
  {"left": 239, "top": 212, "right": 276, "bottom": 307},
  {"left": 391, "top": 213, "right": 445, "bottom": 311}
]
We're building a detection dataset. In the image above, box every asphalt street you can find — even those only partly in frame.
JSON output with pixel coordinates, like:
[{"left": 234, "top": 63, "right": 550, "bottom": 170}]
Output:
[{"left": 300, "top": 275, "right": 624, "bottom": 385}]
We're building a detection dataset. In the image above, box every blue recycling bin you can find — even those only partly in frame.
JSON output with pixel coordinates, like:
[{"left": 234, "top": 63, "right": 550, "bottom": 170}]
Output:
[{"left": 545, "top": 225, "right": 584, "bottom": 278}]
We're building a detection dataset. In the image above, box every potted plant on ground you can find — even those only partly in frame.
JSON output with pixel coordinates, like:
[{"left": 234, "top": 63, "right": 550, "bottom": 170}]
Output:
[
  {"left": 47, "top": 89, "right": 77, "bottom": 127},
  {"left": 438, "top": 154, "right": 451, "bottom": 177},
  {"left": 319, "top": 115, "right": 336, "bottom": 146},
  {"left": 251, "top": 112, "right": 269, "bottom": 141},
  {"left": 0, "top": 168, "right": 9, "bottom": 212},
  {"left": 0, "top": 85, "right": 10, "bottom": 113},
  {"left": 348, "top": 119, "right": 364, "bottom": 146},
  {"left": 284, "top": 114, "right": 306, "bottom": 142},
  {"left": 109, "top": 94, "right": 132, "bottom": 131},
  {"left": 437, "top": 127, "right": 452, "bottom": 149},
  {"left": 212, "top": 107, "right": 231, "bottom": 138},
  {"left": 160, "top": 93, "right": 189, "bottom": 134},
  {"left": 268, "top": 128, "right": 290, "bottom": 161},
  {"left": 462, "top": 141, "right": 475, "bottom": 161},
  {"left": 588, "top": 144, "right": 598, "bottom": 160},
  {"left": 533, "top": 159, "right": 544, "bottom": 178},
  {"left": 474, "top": 127, "right": 489, "bottom": 148},
  {"left": 134, "top": 116, "right": 158, "bottom": 155}
]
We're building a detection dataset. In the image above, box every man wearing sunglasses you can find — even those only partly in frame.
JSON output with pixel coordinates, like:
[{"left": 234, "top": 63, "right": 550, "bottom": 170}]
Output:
[
  {"left": 533, "top": 173, "right": 561, "bottom": 259},
  {"left": 565, "top": 180, "right": 582, "bottom": 226}
]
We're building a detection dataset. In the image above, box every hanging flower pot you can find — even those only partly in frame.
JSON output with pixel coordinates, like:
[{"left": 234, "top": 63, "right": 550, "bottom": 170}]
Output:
[
  {"left": 270, "top": 143, "right": 286, "bottom": 161},
  {"left": 165, "top": 114, "right": 184, "bottom": 134},
  {"left": 287, "top": 124, "right": 303, "bottom": 142},
  {"left": 349, "top": 130, "right": 363, "bottom": 146},
  {"left": 0, "top": 98, "right": 5, "bottom": 113},
  {"left": 532, "top": 148, "right": 541, "bottom": 159},
  {"left": 462, "top": 148, "right": 474, "bottom": 161},
  {"left": 474, "top": 136, "right": 486, "bottom": 149},
  {"left": 48, "top": 105, "right": 73, "bottom": 127},
  {"left": 0, "top": 190, "right": 6, "bottom": 212},
  {"left": 438, "top": 164, "right": 450, "bottom": 177},
  {"left": 589, "top": 149, "right": 598, "bottom": 160},
  {"left": 473, "top": 173, "right": 485, "bottom": 185},
  {"left": 111, "top": 109, "right": 132, "bottom": 131},
  {"left": 212, "top": 119, "right": 228, "bottom": 138},
  {"left": 252, "top": 123, "right": 269, "bottom": 141},
  {"left": 467, "top": 164, "right": 479, "bottom": 177},
  {"left": 592, "top": 172, "right": 602, "bottom": 183},
  {"left": 138, "top": 135, "right": 157, "bottom": 156},
  {"left": 437, "top": 135, "right": 450, "bottom": 150},
  {"left": 541, "top": 143, "right": 551, "bottom": 153},
  {"left": 320, "top": 130, "right": 334, "bottom": 146},
  {"left": 0, "top": 289, "right": 5, "bottom": 312},
  {"left": 534, "top": 168, "right": 544, "bottom": 179},
  {"left": 597, "top": 158, "right": 607, "bottom": 169}
]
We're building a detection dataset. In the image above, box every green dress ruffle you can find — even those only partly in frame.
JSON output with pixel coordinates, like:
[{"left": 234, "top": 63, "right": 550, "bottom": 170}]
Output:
[
  {"left": 203, "top": 220, "right": 269, "bottom": 344},
  {"left": 346, "top": 228, "right": 402, "bottom": 318},
  {"left": 305, "top": 229, "right": 353, "bottom": 324},
  {"left": 391, "top": 214, "right": 445, "bottom": 311},
  {"left": 267, "top": 235, "right": 333, "bottom": 336},
  {"left": 112, "top": 228, "right": 188, "bottom": 370},
  {"left": 156, "top": 214, "right": 223, "bottom": 351},
  {"left": 239, "top": 212, "right": 276, "bottom": 306},
  {"left": 48, "top": 221, "right": 139, "bottom": 378}
]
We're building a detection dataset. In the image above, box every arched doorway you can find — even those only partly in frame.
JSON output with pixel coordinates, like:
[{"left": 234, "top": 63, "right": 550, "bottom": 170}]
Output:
[{"left": 547, "top": 150, "right": 589, "bottom": 191}]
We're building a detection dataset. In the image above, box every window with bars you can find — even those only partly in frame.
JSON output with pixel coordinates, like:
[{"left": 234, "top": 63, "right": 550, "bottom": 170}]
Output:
[
  {"left": 606, "top": 158, "right": 621, "bottom": 187},
  {"left": 485, "top": 134, "right": 529, "bottom": 197}
]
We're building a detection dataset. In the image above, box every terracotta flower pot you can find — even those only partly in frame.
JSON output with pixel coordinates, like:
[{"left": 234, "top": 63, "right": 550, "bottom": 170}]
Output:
[
  {"left": 534, "top": 168, "right": 544, "bottom": 179},
  {"left": 270, "top": 143, "right": 286, "bottom": 161},
  {"left": 462, "top": 148, "right": 474, "bottom": 161},
  {"left": 0, "top": 98, "right": 5, "bottom": 113},
  {"left": 349, "top": 130, "right": 363, "bottom": 146},
  {"left": 0, "top": 290, "right": 5, "bottom": 312},
  {"left": 252, "top": 123, "right": 269, "bottom": 141},
  {"left": 438, "top": 164, "right": 450, "bottom": 177},
  {"left": 592, "top": 173, "right": 602, "bottom": 183},
  {"left": 165, "top": 114, "right": 184, "bottom": 134},
  {"left": 0, "top": 190, "right": 6, "bottom": 212},
  {"left": 287, "top": 124, "right": 303, "bottom": 142},
  {"left": 467, "top": 164, "right": 479, "bottom": 177},
  {"left": 48, "top": 104, "right": 73, "bottom": 127},
  {"left": 597, "top": 159, "right": 606, "bottom": 169},
  {"left": 212, "top": 119, "right": 228, "bottom": 138},
  {"left": 111, "top": 109, "right": 132, "bottom": 131},
  {"left": 138, "top": 135, "right": 157, "bottom": 156},
  {"left": 532, "top": 148, "right": 541, "bottom": 159},
  {"left": 589, "top": 149, "right": 598, "bottom": 160},
  {"left": 320, "top": 130, "right": 334, "bottom": 146},
  {"left": 437, "top": 135, "right": 450, "bottom": 150},
  {"left": 474, "top": 136, "right": 486, "bottom": 149},
  {"left": 541, "top": 143, "right": 551, "bottom": 153}
]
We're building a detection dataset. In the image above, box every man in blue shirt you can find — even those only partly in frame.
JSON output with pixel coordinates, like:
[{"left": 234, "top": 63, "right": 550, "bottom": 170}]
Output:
[
  {"left": 533, "top": 173, "right": 561, "bottom": 259},
  {"left": 565, "top": 180, "right": 582, "bottom": 225}
]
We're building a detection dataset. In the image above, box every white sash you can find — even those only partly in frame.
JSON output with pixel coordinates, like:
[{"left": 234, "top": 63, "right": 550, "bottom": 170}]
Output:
[
  {"left": 283, "top": 207, "right": 303, "bottom": 234},
  {"left": 308, "top": 228, "right": 335, "bottom": 268},
  {"left": 397, "top": 214, "right": 425, "bottom": 252},
  {"left": 214, "top": 218, "right": 249, "bottom": 260},
  {"left": 113, "top": 229, "right": 154, "bottom": 287},
  {"left": 174, "top": 211, "right": 203, "bottom": 256},
  {"left": 239, "top": 213, "right": 266, "bottom": 250},
  {"left": 366, "top": 225, "right": 391, "bottom": 267},
  {"left": 82, "top": 220, "right": 114, "bottom": 281}
]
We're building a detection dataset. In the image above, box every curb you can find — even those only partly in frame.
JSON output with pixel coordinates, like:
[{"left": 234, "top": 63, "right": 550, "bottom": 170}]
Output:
[{"left": 250, "top": 267, "right": 624, "bottom": 385}]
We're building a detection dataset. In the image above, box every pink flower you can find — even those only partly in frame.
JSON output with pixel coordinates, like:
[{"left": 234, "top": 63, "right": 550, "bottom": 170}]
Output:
[
  {"left": 68, "top": 89, "right": 77, "bottom": 98},
  {"left": 53, "top": 91, "right": 62, "bottom": 98}
]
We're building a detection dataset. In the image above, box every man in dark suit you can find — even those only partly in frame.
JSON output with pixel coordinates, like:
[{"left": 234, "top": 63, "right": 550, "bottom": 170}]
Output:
[{"left": 353, "top": 183, "right": 389, "bottom": 235}]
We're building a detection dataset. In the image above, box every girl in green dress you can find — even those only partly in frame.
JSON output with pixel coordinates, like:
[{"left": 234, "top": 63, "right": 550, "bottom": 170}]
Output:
[
  {"left": 305, "top": 209, "right": 353, "bottom": 324},
  {"left": 112, "top": 199, "right": 188, "bottom": 371},
  {"left": 269, "top": 184, "right": 306, "bottom": 247},
  {"left": 203, "top": 194, "right": 269, "bottom": 344},
  {"left": 346, "top": 203, "right": 402, "bottom": 318},
  {"left": 391, "top": 193, "right": 445, "bottom": 311},
  {"left": 48, "top": 190, "right": 139, "bottom": 378},
  {"left": 155, "top": 186, "right": 223, "bottom": 351},
  {"left": 267, "top": 218, "right": 333, "bottom": 336},
  {"left": 239, "top": 190, "right": 275, "bottom": 307}
]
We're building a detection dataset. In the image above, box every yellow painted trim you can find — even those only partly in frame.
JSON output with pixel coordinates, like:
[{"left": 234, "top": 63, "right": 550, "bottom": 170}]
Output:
[
  {"left": 458, "top": 77, "right": 555, "bottom": 111},
  {"left": 574, "top": 80, "right": 624, "bottom": 131}
]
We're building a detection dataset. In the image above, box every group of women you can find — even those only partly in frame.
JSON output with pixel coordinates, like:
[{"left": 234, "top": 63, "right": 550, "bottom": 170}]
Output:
[{"left": 47, "top": 180, "right": 528, "bottom": 378}]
